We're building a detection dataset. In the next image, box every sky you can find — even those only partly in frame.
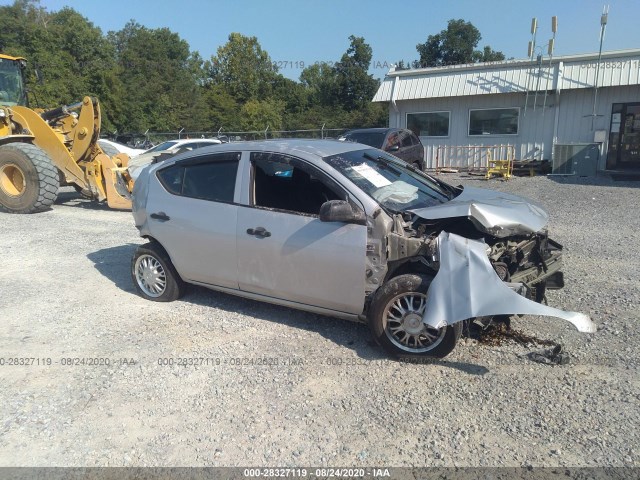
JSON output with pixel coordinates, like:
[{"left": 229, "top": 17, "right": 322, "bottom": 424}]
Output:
[{"left": 11, "top": 0, "right": 640, "bottom": 80}]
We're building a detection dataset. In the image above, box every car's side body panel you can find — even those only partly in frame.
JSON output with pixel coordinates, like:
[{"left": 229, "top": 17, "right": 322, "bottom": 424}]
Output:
[
  {"left": 236, "top": 206, "right": 367, "bottom": 314},
  {"left": 145, "top": 178, "right": 239, "bottom": 288}
]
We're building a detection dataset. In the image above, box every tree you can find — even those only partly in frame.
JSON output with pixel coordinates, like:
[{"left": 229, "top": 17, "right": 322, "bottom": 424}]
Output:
[
  {"left": 299, "top": 62, "right": 338, "bottom": 107},
  {"left": 239, "top": 99, "right": 285, "bottom": 132},
  {"left": 416, "top": 19, "right": 504, "bottom": 68},
  {"left": 473, "top": 45, "right": 505, "bottom": 63},
  {"left": 1, "top": 2, "right": 386, "bottom": 134},
  {"left": 208, "top": 33, "right": 278, "bottom": 103},
  {"left": 0, "top": 1, "right": 123, "bottom": 129},
  {"left": 107, "top": 21, "right": 205, "bottom": 132},
  {"left": 334, "top": 35, "right": 379, "bottom": 111}
]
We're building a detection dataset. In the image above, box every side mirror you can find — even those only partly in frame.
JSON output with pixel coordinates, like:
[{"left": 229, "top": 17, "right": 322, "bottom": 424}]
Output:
[
  {"left": 319, "top": 200, "right": 366, "bottom": 225},
  {"left": 387, "top": 145, "right": 400, "bottom": 152}
]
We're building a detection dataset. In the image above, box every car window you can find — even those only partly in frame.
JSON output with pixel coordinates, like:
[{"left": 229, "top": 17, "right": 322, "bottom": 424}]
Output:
[
  {"left": 157, "top": 152, "right": 240, "bottom": 203},
  {"left": 400, "top": 132, "right": 413, "bottom": 148},
  {"left": 343, "top": 132, "right": 385, "bottom": 149},
  {"left": 385, "top": 131, "right": 401, "bottom": 150},
  {"left": 146, "top": 141, "right": 178, "bottom": 153},
  {"left": 409, "top": 133, "right": 422, "bottom": 146},
  {"left": 251, "top": 152, "right": 344, "bottom": 216}
]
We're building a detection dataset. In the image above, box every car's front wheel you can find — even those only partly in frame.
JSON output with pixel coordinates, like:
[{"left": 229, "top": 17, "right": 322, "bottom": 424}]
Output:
[
  {"left": 368, "top": 274, "right": 461, "bottom": 358},
  {"left": 132, "top": 242, "right": 186, "bottom": 302}
]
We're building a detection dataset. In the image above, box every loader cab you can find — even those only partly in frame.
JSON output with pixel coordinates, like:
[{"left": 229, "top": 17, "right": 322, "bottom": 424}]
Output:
[{"left": 0, "top": 55, "right": 28, "bottom": 107}]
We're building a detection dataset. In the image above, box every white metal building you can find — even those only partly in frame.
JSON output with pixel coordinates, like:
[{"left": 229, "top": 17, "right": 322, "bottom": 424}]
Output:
[{"left": 373, "top": 49, "right": 640, "bottom": 172}]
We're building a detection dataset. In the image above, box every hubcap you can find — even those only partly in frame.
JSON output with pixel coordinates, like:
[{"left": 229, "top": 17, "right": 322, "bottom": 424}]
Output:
[
  {"left": 383, "top": 292, "right": 446, "bottom": 353},
  {"left": 0, "top": 164, "right": 26, "bottom": 197},
  {"left": 134, "top": 254, "right": 167, "bottom": 298}
]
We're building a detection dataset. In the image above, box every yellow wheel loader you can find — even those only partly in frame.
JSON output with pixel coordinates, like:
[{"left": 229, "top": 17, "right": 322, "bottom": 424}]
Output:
[{"left": 0, "top": 53, "right": 132, "bottom": 213}]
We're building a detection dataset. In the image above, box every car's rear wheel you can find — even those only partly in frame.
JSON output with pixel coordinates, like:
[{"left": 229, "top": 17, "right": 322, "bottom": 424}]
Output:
[
  {"left": 368, "top": 274, "right": 461, "bottom": 358},
  {"left": 132, "top": 242, "right": 186, "bottom": 302}
]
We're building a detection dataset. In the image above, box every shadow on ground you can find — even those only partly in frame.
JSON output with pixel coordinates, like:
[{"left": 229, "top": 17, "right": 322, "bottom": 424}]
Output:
[
  {"left": 55, "top": 189, "right": 130, "bottom": 210},
  {"left": 87, "top": 244, "right": 488, "bottom": 376}
]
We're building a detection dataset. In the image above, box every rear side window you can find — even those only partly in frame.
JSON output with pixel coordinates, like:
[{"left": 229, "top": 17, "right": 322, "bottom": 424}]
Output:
[
  {"left": 157, "top": 152, "right": 240, "bottom": 203},
  {"left": 344, "top": 132, "right": 385, "bottom": 149},
  {"left": 400, "top": 132, "right": 413, "bottom": 148},
  {"left": 157, "top": 165, "right": 184, "bottom": 195}
]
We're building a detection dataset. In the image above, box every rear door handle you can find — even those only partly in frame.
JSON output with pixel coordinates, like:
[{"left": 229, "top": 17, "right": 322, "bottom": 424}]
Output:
[
  {"left": 246, "top": 227, "right": 271, "bottom": 238},
  {"left": 150, "top": 212, "right": 170, "bottom": 222}
]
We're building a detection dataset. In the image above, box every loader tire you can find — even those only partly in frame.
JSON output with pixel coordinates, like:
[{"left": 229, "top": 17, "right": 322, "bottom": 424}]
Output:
[{"left": 0, "top": 143, "right": 59, "bottom": 213}]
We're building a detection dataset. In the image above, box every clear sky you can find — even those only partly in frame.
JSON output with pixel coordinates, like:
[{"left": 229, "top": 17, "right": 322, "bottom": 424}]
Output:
[{"left": 15, "top": 0, "right": 640, "bottom": 80}]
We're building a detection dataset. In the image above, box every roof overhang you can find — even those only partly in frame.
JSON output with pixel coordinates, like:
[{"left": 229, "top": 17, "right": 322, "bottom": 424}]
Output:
[{"left": 373, "top": 49, "right": 640, "bottom": 102}]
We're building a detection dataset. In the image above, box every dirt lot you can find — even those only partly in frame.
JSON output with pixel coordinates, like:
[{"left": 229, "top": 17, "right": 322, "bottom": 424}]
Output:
[{"left": 0, "top": 174, "right": 639, "bottom": 467}]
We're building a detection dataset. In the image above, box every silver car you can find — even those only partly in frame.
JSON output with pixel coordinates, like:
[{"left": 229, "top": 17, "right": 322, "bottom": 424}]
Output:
[{"left": 131, "top": 140, "right": 595, "bottom": 359}]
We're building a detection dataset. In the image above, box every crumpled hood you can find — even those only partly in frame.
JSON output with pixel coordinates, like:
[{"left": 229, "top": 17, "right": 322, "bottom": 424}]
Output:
[{"left": 410, "top": 186, "right": 549, "bottom": 237}]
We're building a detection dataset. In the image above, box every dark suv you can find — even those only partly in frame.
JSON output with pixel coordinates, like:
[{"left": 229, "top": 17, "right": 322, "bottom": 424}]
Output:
[{"left": 340, "top": 128, "right": 425, "bottom": 170}]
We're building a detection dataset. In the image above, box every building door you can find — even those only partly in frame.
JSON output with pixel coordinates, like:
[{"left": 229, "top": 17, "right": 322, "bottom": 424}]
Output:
[{"left": 607, "top": 103, "right": 640, "bottom": 170}]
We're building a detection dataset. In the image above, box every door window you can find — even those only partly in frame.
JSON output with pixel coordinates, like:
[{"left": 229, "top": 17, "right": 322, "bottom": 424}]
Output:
[
  {"left": 385, "top": 131, "right": 401, "bottom": 150},
  {"left": 157, "top": 152, "right": 240, "bottom": 202},
  {"left": 250, "top": 152, "right": 344, "bottom": 216}
]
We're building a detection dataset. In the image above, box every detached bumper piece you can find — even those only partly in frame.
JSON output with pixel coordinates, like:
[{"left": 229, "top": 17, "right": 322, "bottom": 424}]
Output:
[{"left": 422, "top": 232, "right": 596, "bottom": 333}]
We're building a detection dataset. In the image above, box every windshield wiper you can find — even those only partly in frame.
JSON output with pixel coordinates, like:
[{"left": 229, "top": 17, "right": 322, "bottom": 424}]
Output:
[{"left": 362, "top": 152, "right": 403, "bottom": 175}]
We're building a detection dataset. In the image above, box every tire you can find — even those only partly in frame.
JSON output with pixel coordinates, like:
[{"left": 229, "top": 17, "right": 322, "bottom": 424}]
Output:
[
  {"left": 368, "top": 274, "right": 461, "bottom": 359},
  {"left": 0, "top": 143, "right": 59, "bottom": 213},
  {"left": 131, "top": 242, "right": 186, "bottom": 302}
]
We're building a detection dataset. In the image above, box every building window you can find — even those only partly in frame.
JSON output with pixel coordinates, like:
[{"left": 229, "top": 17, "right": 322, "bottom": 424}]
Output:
[
  {"left": 407, "top": 111, "right": 450, "bottom": 137},
  {"left": 469, "top": 108, "right": 519, "bottom": 136}
]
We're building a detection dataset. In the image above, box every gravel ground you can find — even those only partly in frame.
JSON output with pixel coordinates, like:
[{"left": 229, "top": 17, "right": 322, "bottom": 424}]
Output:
[{"left": 0, "top": 174, "right": 638, "bottom": 468}]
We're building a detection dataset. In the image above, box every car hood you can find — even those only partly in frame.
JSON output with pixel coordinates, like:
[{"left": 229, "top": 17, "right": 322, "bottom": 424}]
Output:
[{"left": 410, "top": 186, "right": 549, "bottom": 237}]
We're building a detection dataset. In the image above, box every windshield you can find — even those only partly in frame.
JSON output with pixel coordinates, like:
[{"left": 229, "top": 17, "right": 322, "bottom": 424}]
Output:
[
  {"left": 146, "top": 141, "right": 178, "bottom": 153},
  {"left": 343, "top": 132, "right": 385, "bottom": 149},
  {"left": 0, "top": 58, "right": 26, "bottom": 106},
  {"left": 324, "top": 149, "right": 454, "bottom": 212}
]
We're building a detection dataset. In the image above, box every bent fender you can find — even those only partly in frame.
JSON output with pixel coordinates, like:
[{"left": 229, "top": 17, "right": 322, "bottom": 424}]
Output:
[{"left": 422, "top": 232, "right": 596, "bottom": 333}]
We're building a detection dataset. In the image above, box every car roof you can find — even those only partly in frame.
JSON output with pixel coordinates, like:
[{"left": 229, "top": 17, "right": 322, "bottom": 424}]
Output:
[
  {"left": 169, "top": 138, "right": 221, "bottom": 146},
  {"left": 173, "top": 139, "right": 369, "bottom": 158}
]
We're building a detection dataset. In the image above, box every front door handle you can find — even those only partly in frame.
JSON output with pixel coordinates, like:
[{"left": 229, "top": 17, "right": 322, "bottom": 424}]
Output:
[
  {"left": 246, "top": 227, "right": 271, "bottom": 238},
  {"left": 150, "top": 212, "right": 170, "bottom": 222}
]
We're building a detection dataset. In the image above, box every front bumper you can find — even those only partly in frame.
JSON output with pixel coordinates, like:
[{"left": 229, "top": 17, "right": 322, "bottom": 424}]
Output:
[{"left": 421, "top": 232, "right": 596, "bottom": 333}]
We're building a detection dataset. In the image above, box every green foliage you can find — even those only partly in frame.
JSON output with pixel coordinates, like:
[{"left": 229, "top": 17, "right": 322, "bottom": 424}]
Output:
[
  {"left": 334, "top": 35, "right": 380, "bottom": 111},
  {"left": 208, "top": 33, "right": 279, "bottom": 103},
  {"left": 239, "top": 99, "right": 285, "bottom": 132},
  {"left": 107, "top": 21, "right": 207, "bottom": 132},
  {"left": 416, "top": 19, "right": 504, "bottom": 67},
  {"left": 0, "top": 1, "right": 388, "bottom": 136}
]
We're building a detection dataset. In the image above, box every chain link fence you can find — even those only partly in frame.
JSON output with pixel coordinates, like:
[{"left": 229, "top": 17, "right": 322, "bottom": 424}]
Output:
[{"left": 110, "top": 127, "right": 350, "bottom": 149}]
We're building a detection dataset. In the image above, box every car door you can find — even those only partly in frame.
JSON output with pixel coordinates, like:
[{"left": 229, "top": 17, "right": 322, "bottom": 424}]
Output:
[
  {"left": 146, "top": 151, "right": 242, "bottom": 289},
  {"left": 236, "top": 152, "right": 367, "bottom": 314}
]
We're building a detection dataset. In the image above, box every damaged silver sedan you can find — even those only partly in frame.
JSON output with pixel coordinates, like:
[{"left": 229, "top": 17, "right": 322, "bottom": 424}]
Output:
[{"left": 131, "top": 140, "right": 595, "bottom": 358}]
